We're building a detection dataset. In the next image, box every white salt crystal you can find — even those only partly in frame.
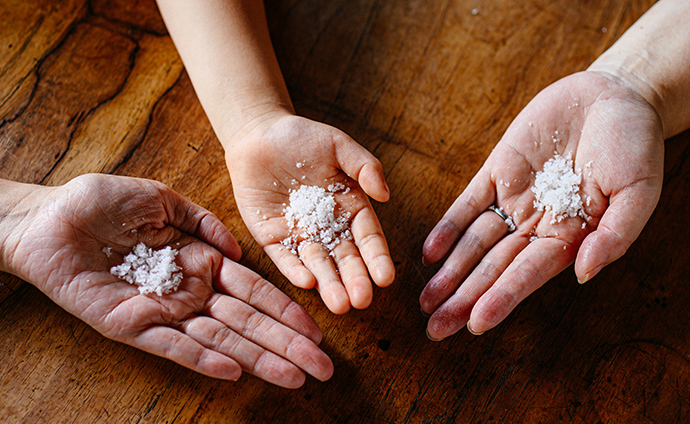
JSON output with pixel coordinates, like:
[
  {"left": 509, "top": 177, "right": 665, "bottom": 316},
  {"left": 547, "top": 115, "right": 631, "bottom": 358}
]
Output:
[
  {"left": 102, "top": 247, "right": 112, "bottom": 258},
  {"left": 532, "top": 152, "right": 589, "bottom": 224},
  {"left": 471, "top": 8, "right": 479, "bottom": 15},
  {"left": 296, "top": 161, "right": 304, "bottom": 168},
  {"left": 110, "top": 242, "right": 183, "bottom": 296},
  {"left": 282, "top": 184, "right": 352, "bottom": 255}
]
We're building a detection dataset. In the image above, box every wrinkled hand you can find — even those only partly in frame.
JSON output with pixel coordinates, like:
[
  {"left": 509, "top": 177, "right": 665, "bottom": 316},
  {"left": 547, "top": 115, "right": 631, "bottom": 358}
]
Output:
[
  {"left": 225, "top": 114, "right": 395, "bottom": 314},
  {"left": 2, "top": 174, "right": 333, "bottom": 388},
  {"left": 421, "top": 71, "right": 665, "bottom": 339}
]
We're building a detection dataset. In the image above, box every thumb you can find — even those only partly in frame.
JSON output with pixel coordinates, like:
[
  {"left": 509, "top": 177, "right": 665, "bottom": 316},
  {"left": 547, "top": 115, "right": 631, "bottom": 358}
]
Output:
[
  {"left": 162, "top": 184, "right": 242, "bottom": 261},
  {"left": 333, "top": 133, "right": 390, "bottom": 202},
  {"left": 575, "top": 181, "right": 660, "bottom": 283}
]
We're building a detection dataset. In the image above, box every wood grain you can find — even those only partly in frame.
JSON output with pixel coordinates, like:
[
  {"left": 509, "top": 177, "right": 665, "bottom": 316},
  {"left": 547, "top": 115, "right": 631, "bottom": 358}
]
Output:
[{"left": 1, "top": 0, "right": 688, "bottom": 423}]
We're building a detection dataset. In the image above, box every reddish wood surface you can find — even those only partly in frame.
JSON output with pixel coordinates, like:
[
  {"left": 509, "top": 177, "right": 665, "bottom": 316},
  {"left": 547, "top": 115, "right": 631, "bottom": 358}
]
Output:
[{"left": 1, "top": 0, "right": 688, "bottom": 422}]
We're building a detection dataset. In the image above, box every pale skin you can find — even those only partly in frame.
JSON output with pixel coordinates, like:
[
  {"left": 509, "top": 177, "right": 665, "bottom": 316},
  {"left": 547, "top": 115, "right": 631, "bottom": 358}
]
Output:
[
  {"left": 422, "top": 0, "right": 690, "bottom": 340},
  {"left": 0, "top": 174, "right": 333, "bottom": 388},
  {"left": 155, "top": 0, "right": 396, "bottom": 315}
]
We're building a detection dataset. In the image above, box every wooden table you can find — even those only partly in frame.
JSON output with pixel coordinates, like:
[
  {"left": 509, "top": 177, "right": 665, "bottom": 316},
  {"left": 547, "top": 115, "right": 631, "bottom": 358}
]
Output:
[{"left": 2, "top": 0, "right": 688, "bottom": 422}]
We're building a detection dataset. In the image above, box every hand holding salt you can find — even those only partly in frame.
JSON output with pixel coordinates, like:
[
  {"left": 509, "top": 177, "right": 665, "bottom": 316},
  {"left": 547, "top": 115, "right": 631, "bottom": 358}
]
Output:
[
  {"left": 0, "top": 174, "right": 333, "bottom": 387},
  {"left": 421, "top": 68, "right": 666, "bottom": 340},
  {"left": 223, "top": 115, "right": 396, "bottom": 314}
]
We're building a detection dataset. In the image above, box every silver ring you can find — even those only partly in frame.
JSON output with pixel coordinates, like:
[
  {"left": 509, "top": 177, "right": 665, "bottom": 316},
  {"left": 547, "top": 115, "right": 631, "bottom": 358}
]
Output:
[{"left": 488, "top": 205, "right": 516, "bottom": 232}]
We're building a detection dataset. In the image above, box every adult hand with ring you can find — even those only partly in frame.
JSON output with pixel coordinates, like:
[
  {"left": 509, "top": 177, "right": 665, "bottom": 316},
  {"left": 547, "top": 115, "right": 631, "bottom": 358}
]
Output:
[
  {"left": 418, "top": 0, "right": 690, "bottom": 340},
  {"left": 420, "top": 71, "right": 665, "bottom": 340}
]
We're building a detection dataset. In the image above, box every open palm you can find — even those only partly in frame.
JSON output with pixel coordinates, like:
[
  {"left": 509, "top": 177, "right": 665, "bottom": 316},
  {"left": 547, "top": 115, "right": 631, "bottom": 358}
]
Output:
[
  {"left": 421, "top": 71, "right": 664, "bottom": 339},
  {"left": 4, "top": 174, "right": 333, "bottom": 388},
  {"left": 226, "top": 115, "right": 395, "bottom": 314}
]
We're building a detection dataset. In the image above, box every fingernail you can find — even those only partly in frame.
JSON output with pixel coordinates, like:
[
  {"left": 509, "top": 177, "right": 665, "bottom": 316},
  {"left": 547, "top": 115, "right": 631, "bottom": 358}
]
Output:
[
  {"left": 426, "top": 328, "right": 444, "bottom": 342},
  {"left": 578, "top": 265, "right": 602, "bottom": 284},
  {"left": 467, "top": 321, "right": 485, "bottom": 336},
  {"left": 420, "top": 307, "right": 430, "bottom": 318},
  {"left": 422, "top": 257, "right": 430, "bottom": 267}
]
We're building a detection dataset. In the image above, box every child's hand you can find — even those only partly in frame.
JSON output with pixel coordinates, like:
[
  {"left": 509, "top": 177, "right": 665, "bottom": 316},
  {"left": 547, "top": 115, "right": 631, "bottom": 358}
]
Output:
[
  {"left": 421, "top": 71, "right": 664, "bottom": 339},
  {"left": 2, "top": 174, "right": 333, "bottom": 388},
  {"left": 225, "top": 113, "right": 395, "bottom": 314}
]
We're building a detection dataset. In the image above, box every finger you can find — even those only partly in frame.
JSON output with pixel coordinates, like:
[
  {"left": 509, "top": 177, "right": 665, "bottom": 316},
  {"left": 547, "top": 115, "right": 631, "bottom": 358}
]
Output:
[
  {"left": 299, "top": 242, "right": 351, "bottom": 314},
  {"left": 468, "top": 237, "right": 577, "bottom": 334},
  {"left": 264, "top": 243, "right": 317, "bottom": 290},
  {"left": 575, "top": 182, "right": 660, "bottom": 283},
  {"left": 332, "top": 240, "right": 373, "bottom": 309},
  {"left": 426, "top": 234, "right": 528, "bottom": 340},
  {"left": 333, "top": 133, "right": 390, "bottom": 202},
  {"left": 216, "top": 258, "right": 323, "bottom": 344},
  {"left": 131, "top": 325, "right": 242, "bottom": 381},
  {"left": 350, "top": 205, "right": 395, "bottom": 288},
  {"left": 206, "top": 295, "right": 334, "bottom": 382},
  {"left": 420, "top": 210, "right": 513, "bottom": 315},
  {"left": 181, "top": 316, "right": 308, "bottom": 388},
  {"left": 423, "top": 168, "right": 494, "bottom": 265},
  {"left": 159, "top": 183, "right": 242, "bottom": 261}
]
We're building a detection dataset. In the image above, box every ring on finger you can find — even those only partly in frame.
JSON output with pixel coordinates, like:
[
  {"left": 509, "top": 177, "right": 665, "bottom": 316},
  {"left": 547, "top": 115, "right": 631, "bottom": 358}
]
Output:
[{"left": 488, "top": 205, "right": 516, "bottom": 233}]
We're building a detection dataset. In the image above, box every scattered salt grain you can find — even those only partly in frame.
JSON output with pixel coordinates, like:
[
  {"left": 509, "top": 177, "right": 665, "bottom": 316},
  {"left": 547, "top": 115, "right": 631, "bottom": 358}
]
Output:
[
  {"left": 296, "top": 161, "right": 305, "bottom": 168},
  {"left": 471, "top": 8, "right": 479, "bottom": 15},
  {"left": 532, "top": 152, "right": 589, "bottom": 224},
  {"left": 110, "top": 242, "right": 183, "bottom": 296},
  {"left": 281, "top": 184, "right": 352, "bottom": 255},
  {"left": 583, "top": 160, "right": 594, "bottom": 177},
  {"left": 102, "top": 247, "right": 112, "bottom": 258}
]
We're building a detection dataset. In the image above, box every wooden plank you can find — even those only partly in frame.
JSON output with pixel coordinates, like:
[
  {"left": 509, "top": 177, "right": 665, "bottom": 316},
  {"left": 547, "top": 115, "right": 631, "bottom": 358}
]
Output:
[{"left": 1, "top": 0, "right": 688, "bottom": 423}]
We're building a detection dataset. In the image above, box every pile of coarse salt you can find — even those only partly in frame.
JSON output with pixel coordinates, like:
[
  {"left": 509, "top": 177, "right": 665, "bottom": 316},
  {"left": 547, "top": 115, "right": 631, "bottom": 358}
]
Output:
[
  {"left": 110, "top": 242, "right": 183, "bottom": 295},
  {"left": 282, "top": 183, "right": 352, "bottom": 255},
  {"left": 532, "top": 152, "right": 589, "bottom": 224}
]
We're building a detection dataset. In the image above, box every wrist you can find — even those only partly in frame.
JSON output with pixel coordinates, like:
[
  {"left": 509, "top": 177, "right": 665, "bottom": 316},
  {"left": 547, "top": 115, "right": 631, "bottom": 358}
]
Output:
[
  {"left": 587, "top": 55, "right": 669, "bottom": 138},
  {"left": 587, "top": 1, "right": 690, "bottom": 139},
  {"left": 0, "top": 180, "right": 43, "bottom": 277},
  {"left": 218, "top": 104, "right": 296, "bottom": 160}
]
